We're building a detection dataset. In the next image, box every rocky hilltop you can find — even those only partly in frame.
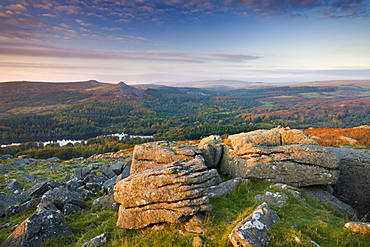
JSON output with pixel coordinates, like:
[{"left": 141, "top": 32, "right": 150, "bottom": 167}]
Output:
[{"left": 0, "top": 128, "right": 369, "bottom": 246}]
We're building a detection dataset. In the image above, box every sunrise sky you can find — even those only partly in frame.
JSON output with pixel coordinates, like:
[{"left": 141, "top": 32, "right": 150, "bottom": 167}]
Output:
[{"left": 1, "top": 0, "right": 369, "bottom": 84}]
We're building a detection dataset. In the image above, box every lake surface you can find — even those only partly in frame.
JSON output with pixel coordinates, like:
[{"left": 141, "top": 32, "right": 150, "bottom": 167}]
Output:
[{"left": 1, "top": 132, "right": 153, "bottom": 147}]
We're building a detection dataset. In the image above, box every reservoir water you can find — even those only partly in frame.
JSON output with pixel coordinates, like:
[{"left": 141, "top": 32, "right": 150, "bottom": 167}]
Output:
[{"left": 1, "top": 132, "right": 153, "bottom": 148}]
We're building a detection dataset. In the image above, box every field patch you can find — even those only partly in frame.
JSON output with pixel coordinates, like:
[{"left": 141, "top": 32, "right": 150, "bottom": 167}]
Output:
[{"left": 259, "top": 101, "right": 275, "bottom": 106}]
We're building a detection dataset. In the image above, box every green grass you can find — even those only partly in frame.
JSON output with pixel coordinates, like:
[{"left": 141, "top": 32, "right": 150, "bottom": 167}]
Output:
[
  {"left": 1, "top": 175, "right": 369, "bottom": 247},
  {"left": 258, "top": 101, "right": 275, "bottom": 106},
  {"left": 299, "top": 92, "right": 332, "bottom": 98},
  {"left": 272, "top": 95, "right": 297, "bottom": 98}
]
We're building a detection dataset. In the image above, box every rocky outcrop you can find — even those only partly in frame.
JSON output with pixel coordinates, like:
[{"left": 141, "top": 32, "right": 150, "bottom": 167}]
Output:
[
  {"left": 220, "top": 128, "right": 340, "bottom": 187},
  {"left": 198, "top": 135, "right": 224, "bottom": 169},
  {"left": 130, "top": 141, "right": 203, "bottom": 175},
  {"left": 114, "top": 158, "right": 222, "bottom": 229},
  {"left": 325, "top": 147, "right": 370, "bottom": 220},
  {"left": 1, "top": 210, "right": 72, "bottom": 247},
  {"left": 229, "top": 202, "right": 280, "bottom": 247}
]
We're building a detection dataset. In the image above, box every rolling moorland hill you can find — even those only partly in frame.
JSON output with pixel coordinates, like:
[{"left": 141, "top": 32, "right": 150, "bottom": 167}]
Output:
[{"left": 0, "top": 79, "right": 369, "bottom": 144}]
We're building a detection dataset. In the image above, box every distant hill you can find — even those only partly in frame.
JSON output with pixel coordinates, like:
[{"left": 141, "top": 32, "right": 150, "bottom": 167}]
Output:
[
  {"left": 245, "top": 80, "right": 370, "bottom": 89},
  {"left": 154, "top": 79, "right": 256, "bottom": 90},
  {"left": 0, "top": 80, "right": 149, "bottom": 108},
  {"left": 291, "top": 80, "right": 370, "bottom": 89}
]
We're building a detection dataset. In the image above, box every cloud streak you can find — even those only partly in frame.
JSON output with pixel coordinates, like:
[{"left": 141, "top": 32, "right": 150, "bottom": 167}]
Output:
[{"left": 0, "top": 40, "right": 261, "bottom": 64}]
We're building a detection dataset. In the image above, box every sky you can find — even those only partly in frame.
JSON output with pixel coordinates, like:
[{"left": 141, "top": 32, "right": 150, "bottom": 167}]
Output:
[{"left": 0, "top": 0, "right": 370, "bottom": 85}]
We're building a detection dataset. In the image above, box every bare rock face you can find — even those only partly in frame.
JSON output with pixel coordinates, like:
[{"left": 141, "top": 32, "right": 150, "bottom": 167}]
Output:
[
  {"left": 114, "top": 158, "right": 222, "bottom": 229},
  {"left": 229, "top": 202, "right": 280, "bottom": 247},
  {"left": 220, "top": 128, "right": 340, "bottom": 187},
  {"left": 1, "top": 210, "right": 72, "bottom": 247},
  {"left": 325, "top": 147, "right": 370, "bottom": 220},
  {"left": 130, "top": 141, "right": 203, "bottom": 175},
  {"left": 198, "top": 135, "right": 224, "bottom": 169}
]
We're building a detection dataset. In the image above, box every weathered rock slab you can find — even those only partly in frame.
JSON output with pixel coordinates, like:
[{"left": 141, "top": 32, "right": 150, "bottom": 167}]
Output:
[
  {"left": 115, "top": 159, "right": 221, "bottom": 208},
  {"left": 254, "top": 191, "right": 289, "bottom": 208},
  {"left": 114, "top": 158, "right": 221, "bottom": 229},
  {"left": 130, "top": 141, "right": 203, "bottom": 175},
  {"left": 229, "top": 202, "right": 280, "bottom": 247},
  {"left": 205, "top": 177, "right": 248, "bottom": 197},
  {"left": 1, "top": 210, "right": 72, "bottom": 247},
  {"left": 40, "top": 186, "right": 84, "bottom": 211},
  {"left": 221, "top": 128, "right": 339, "bottom": 187},
  {"left": 302, "top": 187, "right": 355, "bottom": 218},
  {"left": 117, "top": 197, "right": 211, "bottom": 229}
]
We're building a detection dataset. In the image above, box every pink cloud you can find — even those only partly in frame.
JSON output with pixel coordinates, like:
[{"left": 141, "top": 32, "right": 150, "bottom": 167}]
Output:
[
  {"left": 75, "top": 19, "right": 93, "bottom": 26},
  {"left": 56, "top": 5, "right": 81, "bottom": 14},
  {"left": 6, "top": 4, "right": 27, "bottom": 11}
]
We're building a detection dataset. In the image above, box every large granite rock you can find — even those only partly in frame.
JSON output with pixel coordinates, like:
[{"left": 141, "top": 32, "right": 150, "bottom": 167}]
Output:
[
  {"left": 198, "top": 135, "right": 224, "bottom": 169},
  {"left": 114, "top": 158, "right": 222, "bottom": 229},
  {"left": 325, "top": 147, "right": 370, "bottom": 220},
  {"left": 1, "top": 210, "right": 72, "bottom": 247},
  {"left": 40, "top": 186, "right": 84, "bottom": 213},
  {"left": 130, "top": 141, "right": 203, "bottom": 175},
  {"left": 229, "top": 202, "right": 280, "bottom": 247},
  {"left": 220, "top": 128, "right": 340, "bottom": 187}
]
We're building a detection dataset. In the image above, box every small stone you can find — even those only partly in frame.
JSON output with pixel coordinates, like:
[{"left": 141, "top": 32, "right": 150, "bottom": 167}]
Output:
[
  {"left": 82, "top": 232, "right": 110, "bottom": 247},
  {"left": 254, "top": 191, "right": 289, "bottom": 208},
  {"left": 88, "top": 221, "right": 97, "bottom": 230},
  {"left": 344, "top": 222, "right": 370, "bottom": 234},
  {"left": 185, "top": 224, "right": 208, "bottom": 234},
  {"left": 151, "top": 224, "right": 165, "bottom": 231},
  {"left": 192, "top": 236, "right": 206, "bottom": 247}
]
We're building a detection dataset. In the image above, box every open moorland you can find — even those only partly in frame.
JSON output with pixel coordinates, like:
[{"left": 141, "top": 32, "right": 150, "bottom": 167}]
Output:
[{"left": 0, "top": 79, "right": 369, "bottom": 145}]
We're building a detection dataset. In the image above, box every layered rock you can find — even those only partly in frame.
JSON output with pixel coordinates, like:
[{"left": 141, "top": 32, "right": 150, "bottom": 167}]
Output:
[
  {"left": 130, "top": 141, "right": 203, "bottom": 175},
  {"left": 114, "top": 158, "right": 222, "bottom": 229},
  {"left": 220, "top": 128, "right": 340, "bottom": 187}
]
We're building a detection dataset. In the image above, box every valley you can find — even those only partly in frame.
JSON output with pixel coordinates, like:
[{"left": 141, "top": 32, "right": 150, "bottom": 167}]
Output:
[{"left": 0, "top": 80, "right": 369, "bottom": 145}]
